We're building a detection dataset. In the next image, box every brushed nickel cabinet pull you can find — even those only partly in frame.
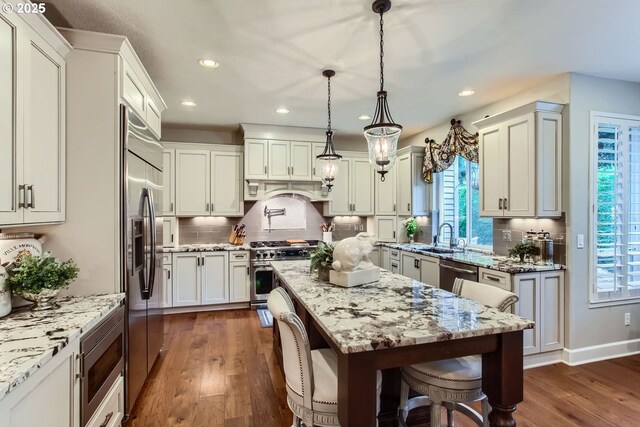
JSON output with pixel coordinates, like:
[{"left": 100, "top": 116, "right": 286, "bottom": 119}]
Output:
[
  {"left": 26, "top": 185, "right": 35, "bottom": 208},
  {"left": 393, "top": 231, "right": 396, "bottom": 239},
  {"left": 485, "top": 275, "right": 500, "bottom": 282},
  {"left": 393, "top": 203, "right": 396, "bottom": 212},
  {"left": 170, "top": 202, "right": 174, "bottom": 212},
  {"left": 171, "top": 234, "right": 174, "bottom": 243},
  {"left": 167, "top": 270, "right": 171, "bottom": 280},
  {"left": 264, "top": 166, "right": 267, "bottom": 174},
  {"left": 291, "top": 167, "right": 294, "bottom": 175},
  {"left": 205, "top": 203, "right": 209, "bottom": 212},
  {"left": 99, "top": 411, "right": 114, "bottom": 427},
  {"left": 499, "top": 198, "right": 503, "bottom": 210},
  {"left": 313, "top": 167, "right": 316, "bottom": 175},
  {"left": 407, "top": 203, "right": 410, "bottom": 211},
  {"left": 18, "top": 184, "right": 26, "bottom": 208},
  {"left": 504, "top": 198, "right": 508, "bottom": 210}
]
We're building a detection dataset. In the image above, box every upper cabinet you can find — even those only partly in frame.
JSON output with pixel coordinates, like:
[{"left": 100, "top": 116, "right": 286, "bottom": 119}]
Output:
[
  {"left": 375, "top": 166, "right": 397, "bottom": 215},
  {"left": 396, "top": 146, "right": 432, "bottom": 217},
  {"left": 172, "top": 144, "right": 244, "bottom": 217},
  {"left": 162, "top": 149, "right": 175, "bottom": 215},
  {"left": 0, "top": 11, "right": 70, "bottom": 226},
  {"left": 324, "top": 154, "right": 374, "bottom": 216},
  {"left": 474, "top": 101, "right": 563, "bottom": 218},
  {"left": 245, "top": 139, "right": 312, "bottom": 181}
]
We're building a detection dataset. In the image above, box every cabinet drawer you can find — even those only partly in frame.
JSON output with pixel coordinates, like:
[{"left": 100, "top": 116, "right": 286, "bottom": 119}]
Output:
[
  {"left": 161, "top": 253, "right": 172, "bottom": 265},
  {"left": 479, "top": 268, "right": 511, "bottom": 291},
  {"left": 389, "top": 248, "right": 401, "bottom": 261},
  {"left": 228, "top": 251, "right": 249, "bottom": 262},
  {"left": 86, "top": 375, "right": 123, "bottom": 427}
]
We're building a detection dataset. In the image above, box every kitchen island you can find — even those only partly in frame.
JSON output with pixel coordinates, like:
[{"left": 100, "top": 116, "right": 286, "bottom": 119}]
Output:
[{"left": 271, "top": 260, "right": 534, "bottom": 427}]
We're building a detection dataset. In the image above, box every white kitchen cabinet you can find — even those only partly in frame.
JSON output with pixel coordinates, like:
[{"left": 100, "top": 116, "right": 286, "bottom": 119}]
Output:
[
  {"left": 0, "top": 13, "right": 69, "bottom": 226},
  {"left": 370, "top": 247, "right": 381, "bottom": 267},
  {"left": 380, "top": 247, "right": 390, "bottom": 270},
  {"left": 175, "top": 149, "right": 210, "bottom": 216},
  {"left": 267, "top": 140, "right": 290, "bottom": 179},
  {"left": 174, "top": 147, "right": 244, "bottom": 217},
  {"left": 172, "top": 253, "right": 200, "bottom": 307},
  {"left": 401, "top": 252, "right": 421, "bottom": 281},
  {"left": 389, "top": 258, "right": 400, "bottom": 274},
  {"left": 85, "top": 376, "right": 123, "bottom": 427},
  {"left": 267, "top": 140, "right": 313, "bottom": 180},
  {"left": 375, "top": 166, "right": 397, "bottom": 215},
  {"left": 162, "top": 149, "right": 175, "bottom": 215},
  {"left": 478, "top": 268, "right": 511, "bottom": 292},
  {"left": 202, "top": 252, "right": 229, "bottom": 305},
  {"left": 290, "top": 142, "right": 313, "bottom": 180},
  {"left": 396, "top": 146, "right": 431, "bottom": 217},
  {"left": 244, "top": 139, "right": 268, "bottom": 179},
  {"left": 146, "top": 98, "right": 162, "bottom": 138},
  {"left": 312, "top": 142, "right": 326, "bottom": 181},
  {"left": 474, "top": 101, "right": 563, "bottom": 218},
  {"left": 162, "top": 217, "right": 177, "bottom": 248},
  {"left": 419, "top": 256, "right": 440, "bottom": 287},
  {"left": 325, "top": 155, "right": 374, "bottom": 216},
  {"left": 161, "top": 262, "right": 173, "bottom": 308},
  {"left": 0, "top": 338, "right": 80, "bottom": 427},
  {"left": 229, "top": 251, "right": 250, "bottom": 303},
  {"left": 374, "top": 216, "right": 397, "bottom": 242}
]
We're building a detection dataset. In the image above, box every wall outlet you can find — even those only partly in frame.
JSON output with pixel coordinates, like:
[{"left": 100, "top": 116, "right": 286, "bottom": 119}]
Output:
[
  {"left": 359, "top": 224, "right": 364, "bottom": 231},
  {"left": 502, "top": 231, "right": 512, "bottom": 242},
  {"left": 577, "top": 234, "right": 585, "bottom": 249},
  {"left": 625, "top": 312, "right": 631, "bottom": 326}
]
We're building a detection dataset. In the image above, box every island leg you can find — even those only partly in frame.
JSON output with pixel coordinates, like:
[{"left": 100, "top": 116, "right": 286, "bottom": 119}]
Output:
[
  {"left": 337, "top": 351, "right": 378, "bottom": 427},
  {"left": 482, "top": 330, "right": 524, "bottom": 427}
]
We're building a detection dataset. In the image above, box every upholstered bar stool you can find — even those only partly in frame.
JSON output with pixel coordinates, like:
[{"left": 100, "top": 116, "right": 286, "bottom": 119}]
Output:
[
  {"left": 398, "top": 279, "right": 519, "bottom": 427},
  {"left": 268, "top": 288, "right": 383, "bottom": 427}
]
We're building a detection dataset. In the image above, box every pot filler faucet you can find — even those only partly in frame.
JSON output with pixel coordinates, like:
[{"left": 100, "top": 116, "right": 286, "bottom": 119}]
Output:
[{"left": 264, "top": 206, "right": 286, "bottom": 233}]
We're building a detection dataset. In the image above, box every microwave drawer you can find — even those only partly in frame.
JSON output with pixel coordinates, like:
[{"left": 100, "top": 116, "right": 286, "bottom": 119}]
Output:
[{"left": 86, "top": 375, "right": 123, "bottom": 427}]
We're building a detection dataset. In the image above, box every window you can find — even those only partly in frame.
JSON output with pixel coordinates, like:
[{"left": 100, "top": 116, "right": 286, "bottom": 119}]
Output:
[
  {"left": 440, "top": 156, "right": 493, "bottom": 249},
  {"left": 591, "top": 113, "right": 640, "bottom": 303}
]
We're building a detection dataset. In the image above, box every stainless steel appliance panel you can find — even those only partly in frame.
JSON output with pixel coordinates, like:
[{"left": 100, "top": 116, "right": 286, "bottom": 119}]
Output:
[
  {"left": 146, "top": 163, "right": 164, "bottom": 371},
  {"left": 438, "top": 259, "right": 479, "bottom": 292}
]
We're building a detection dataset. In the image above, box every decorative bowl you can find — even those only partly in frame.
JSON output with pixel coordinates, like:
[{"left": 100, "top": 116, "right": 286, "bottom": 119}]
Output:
[{"left": 18, "top": 288, "right": 60, "bottom": 311}]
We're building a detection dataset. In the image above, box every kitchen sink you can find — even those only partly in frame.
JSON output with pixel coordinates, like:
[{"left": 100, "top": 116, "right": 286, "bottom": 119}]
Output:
[{"left": 421, "top": 247, "right": 455, "bottom": 254}]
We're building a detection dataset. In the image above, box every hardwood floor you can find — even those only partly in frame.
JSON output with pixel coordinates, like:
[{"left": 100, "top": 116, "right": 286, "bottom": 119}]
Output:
[{"left": 125, "top": 310, "right": 640, "bottom": 427}]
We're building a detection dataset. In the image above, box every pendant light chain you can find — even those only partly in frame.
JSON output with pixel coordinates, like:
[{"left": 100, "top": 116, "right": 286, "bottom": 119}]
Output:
[
  {"left": 327, "top": 74, "right": 332, "bottom": 132},
  {"left": 379, "top": 12, "right": 385, "bottom": 92}
]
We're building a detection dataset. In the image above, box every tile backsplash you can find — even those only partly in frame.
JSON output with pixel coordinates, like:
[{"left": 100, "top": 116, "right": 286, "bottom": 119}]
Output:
[
  {"left": 178, "top": 197, "right": 366, "bottom": 244},
  {"left": 492, "top": 214, "right": 567, "bottom": 265}
]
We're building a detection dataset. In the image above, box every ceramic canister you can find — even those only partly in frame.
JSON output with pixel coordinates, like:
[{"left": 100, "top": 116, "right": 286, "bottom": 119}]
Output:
[
  {"left": 0, "top": 263, "right": 10, "bottom": 317},
  {"left": 0, "top": 233, "right": 44, "bottom": 308}
]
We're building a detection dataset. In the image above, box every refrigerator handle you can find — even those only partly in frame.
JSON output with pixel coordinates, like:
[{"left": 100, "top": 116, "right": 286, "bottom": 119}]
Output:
[{"left": 141, "top": 188, "right": 156, "bottom": 299}]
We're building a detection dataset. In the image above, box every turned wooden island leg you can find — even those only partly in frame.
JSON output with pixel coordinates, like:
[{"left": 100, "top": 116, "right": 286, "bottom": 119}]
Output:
[
  {"left": 482, "top": 330, "right": 524, "bottom": 427},
  {"left": 337, "top": 351, "right": 378, "bottom": 427}
]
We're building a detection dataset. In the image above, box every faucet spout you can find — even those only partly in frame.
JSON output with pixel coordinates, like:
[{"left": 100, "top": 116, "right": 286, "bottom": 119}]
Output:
[{"left": 437, "top": 223, "right": 457, "bottom": 249}]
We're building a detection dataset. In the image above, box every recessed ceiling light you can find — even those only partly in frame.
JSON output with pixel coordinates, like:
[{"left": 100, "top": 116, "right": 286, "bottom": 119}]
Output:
[
  {"left": 181, "top": 100, "right": 197, "bottom": 107},
  {"left": 198, "top": 58, "right": 219, "bottom": 68},
  {"left": 358, "top": 115, "right": 371, "bottom": 121},
  {"left": 458, "top": 89, "right": 475, "bottom": 97},
  {"left": 276, "top": 107, "right": 290, "bottom": 114}
]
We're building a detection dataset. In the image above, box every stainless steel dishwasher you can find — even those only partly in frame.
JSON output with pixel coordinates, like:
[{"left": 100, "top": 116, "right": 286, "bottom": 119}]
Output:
[{"left": 439, "top": 259, "right": 478, "bottom": 292}]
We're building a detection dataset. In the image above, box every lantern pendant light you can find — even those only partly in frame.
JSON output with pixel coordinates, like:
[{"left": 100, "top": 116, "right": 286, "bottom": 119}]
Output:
[
  {"left": 316, "top": 69, "right": 342, "bottom": 192},
  {"left": 364, "top": 0, "right": 402, "bottom": 182}
]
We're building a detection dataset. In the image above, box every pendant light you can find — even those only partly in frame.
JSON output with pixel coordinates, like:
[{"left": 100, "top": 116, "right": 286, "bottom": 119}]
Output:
[
  {"left": 316, "top": 69, "right": 342, "bottom": 192},
  {"left": 364, "top": 0, "right": 402, "bottom": 182}
]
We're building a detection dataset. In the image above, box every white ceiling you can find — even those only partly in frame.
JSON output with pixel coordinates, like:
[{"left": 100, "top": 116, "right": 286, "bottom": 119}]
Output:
[{"left": 45, "top": 0, "right": 640, "bottom": 137}]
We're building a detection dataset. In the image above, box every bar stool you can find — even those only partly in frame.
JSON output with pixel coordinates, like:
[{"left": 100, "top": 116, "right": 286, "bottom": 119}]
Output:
[
  {"left": 268, "top": 288, "right": 383, "bottom": 427},
  {"left": 398, "top": 279, "right": 519, "bottom": 427}
]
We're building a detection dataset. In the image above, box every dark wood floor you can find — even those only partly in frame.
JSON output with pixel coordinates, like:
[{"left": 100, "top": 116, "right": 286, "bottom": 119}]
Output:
[{"left": 125, "top": 310, "right": 640, "bottom": 427}]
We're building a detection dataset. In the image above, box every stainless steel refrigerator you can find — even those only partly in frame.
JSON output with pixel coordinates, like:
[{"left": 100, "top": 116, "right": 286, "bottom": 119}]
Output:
[{"left": 120, "top": 104, "right": 164, "bottom": 414}]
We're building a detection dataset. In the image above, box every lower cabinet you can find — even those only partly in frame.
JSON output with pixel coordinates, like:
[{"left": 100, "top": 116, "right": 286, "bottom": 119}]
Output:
[
  {"left": 370, "top": 247, "right": 380, "bottom": 267},
  {"left": 161, "top": 260, "right": 173, "bottom": 308},
  {"left": 419, "top": 256, "right": 440, "bottom": 287},
  {"left": 380, "top": 247, "right": 390, "bottom": 270},
  {"left": 171, "top": 251, "right": 249, "bottom": 308},
  {"left": 401, "top": 252, "right": 421, "bottom": 281},
  {"left": 0, "top": 338, "right": 80, "bottom": 427},
  {"left": 86, "top": 376, "right": 123, "bottom": 427}
]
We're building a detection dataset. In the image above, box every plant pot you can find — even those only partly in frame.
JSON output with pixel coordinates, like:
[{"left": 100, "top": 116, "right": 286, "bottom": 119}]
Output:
[
  {"left": 408, "top": 234, "right": 415, "bottom": 244},
  {"left": 519, "top": 254, "right": 526, "bottom": 263},
  {"left": 317, "top": 266, "right": 331, "bottom": 282},
  {"left": 17, "top": 288, "right": 60, "bottom": 311}
]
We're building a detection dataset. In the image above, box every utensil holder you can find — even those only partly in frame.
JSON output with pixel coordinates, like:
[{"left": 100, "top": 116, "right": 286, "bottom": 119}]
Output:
[
  {"left": 228, "top": 229, "right": 238, "bottom": 244},
  {"left": 323, "top": 232, "right": 333, "bottom": 243}
]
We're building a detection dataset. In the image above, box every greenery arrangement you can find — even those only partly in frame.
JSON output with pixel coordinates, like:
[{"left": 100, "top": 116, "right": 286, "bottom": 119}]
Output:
[
  {"left": 8, "top": 252, "right": 79, "bottom": 294},
  {"left": 310, "top": 241, "right": 334, "bottom": 273},
  {"left": 508, "top": 242, "right": 536, "bottom": 262},
  {"left": 402, "top": 217, "right": 418, "bottom": 238}
]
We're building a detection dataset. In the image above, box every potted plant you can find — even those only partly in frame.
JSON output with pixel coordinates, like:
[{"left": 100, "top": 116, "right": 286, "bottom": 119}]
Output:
[
  {"left": 508, "top": 242, "right": 536, "bottom": 263},
  {"left": 7, "top": 252, "right": 79, "bottom": 311},
  {"left": 402, "top": 217, "right": 418, "bottom": 243},
  {"left": 310, "top": 241, "right": 334, "bottom": 282}
]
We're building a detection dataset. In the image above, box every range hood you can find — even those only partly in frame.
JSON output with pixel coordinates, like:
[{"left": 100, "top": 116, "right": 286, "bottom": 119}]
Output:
[{"left": 244, "top": 179, "right": 330, "bottom": 202}]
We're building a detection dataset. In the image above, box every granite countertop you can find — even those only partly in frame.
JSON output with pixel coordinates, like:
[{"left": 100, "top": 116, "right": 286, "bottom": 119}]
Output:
[
  {"left": 271, "top": 260, "right": 534, "bottom": 354},
  {"left": 0, "top": 293, "right": 125, "bottom": 401},
  {"left": 163, "top": 243, "right": 250, "bottom": 252},
  {"left": 381, "top": 243, "right": 565, "bottom": 274}
]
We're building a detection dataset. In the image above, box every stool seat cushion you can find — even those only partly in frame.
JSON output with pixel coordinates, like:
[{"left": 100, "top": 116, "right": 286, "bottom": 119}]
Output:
[{"left": 403, "top": 355, "right": 482, "bottom": 391}]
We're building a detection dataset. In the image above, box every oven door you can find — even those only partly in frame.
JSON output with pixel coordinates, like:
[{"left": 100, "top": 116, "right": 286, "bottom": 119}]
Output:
[
  {"left": 81, "top": 314, "right": 125, "bottom": 426},
  {"left": 251, "top": 263, "right": 274, "bottom": 305}
]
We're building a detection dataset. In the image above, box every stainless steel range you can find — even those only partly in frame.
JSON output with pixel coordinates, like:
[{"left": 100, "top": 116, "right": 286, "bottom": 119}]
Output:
[{"left": 250, "top": 240, "right": 318, "bottom": 307}]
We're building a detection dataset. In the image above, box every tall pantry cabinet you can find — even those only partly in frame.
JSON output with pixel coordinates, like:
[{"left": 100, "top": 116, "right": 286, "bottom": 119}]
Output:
[{"left": 0, "top": 11, "right": 69, "bottom": 226}]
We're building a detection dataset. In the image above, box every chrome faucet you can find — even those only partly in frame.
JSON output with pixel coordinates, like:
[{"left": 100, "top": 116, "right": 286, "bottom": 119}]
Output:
[{"left": 438, "top": 222, "right": 457, "bottom": 249}]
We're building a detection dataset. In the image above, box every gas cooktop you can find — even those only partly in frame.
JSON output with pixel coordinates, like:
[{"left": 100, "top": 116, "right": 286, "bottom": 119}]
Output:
[
  {"left": 250, "top": 240, "right": 320, "bottom": 261},
  {"left": 250, "top": 240, "right": 319, "bottom": 249}
]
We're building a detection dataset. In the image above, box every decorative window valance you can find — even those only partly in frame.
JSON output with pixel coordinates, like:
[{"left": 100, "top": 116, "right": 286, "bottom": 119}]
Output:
[{"left": 422, "top": 119, "right": 479, "bottom": 182}]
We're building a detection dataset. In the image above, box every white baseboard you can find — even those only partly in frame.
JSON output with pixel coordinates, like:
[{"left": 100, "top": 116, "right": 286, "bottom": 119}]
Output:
[
  {"left": 524, "top": 350, "right": 563, "bottom": 369},
  {"left": 561, "top": 338, "right": 640, "bottom": 366},
  {"left": 163, "top": 302, "right": 250, "bottom": 315}
]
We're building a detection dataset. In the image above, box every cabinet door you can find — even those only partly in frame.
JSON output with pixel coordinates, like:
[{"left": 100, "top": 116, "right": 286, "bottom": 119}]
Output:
[
  {"left": 290, "top": 142, "right": 312, "bottom": 180},
  {"left": 352, "top": 158, "right": 374, "bottom": 215},
  {"left": 267, "top": 140, "right": 290, "bottom": 179},
  {"left": 401, "top": 252, "right": 421, "bottom": 281},
  {"left": 327, "top": 158, "right": 351, "bottom": 215},
  {"left": 175, "top": 149, "right": 210, "bottom": 216},
  {"left": 503, "top": 114, "right": 535, "bottom": 217},
  {"left": 161, "top": 264, "right": 173, "bottom": 308},
  {"left": 202, "top": 253, "right": 228, "bottom": 304},
  {"left": 122, "top": 61, "right": 146, "bottom": 119},
  {"left": 229, "top": 262, "right": 249, "bottom": 303},
  {"left": 396, "top": 154, "right": 412, "bottom": 215},
  {"left": 162, "top": 149, "right": 175, "bottom": 215},
  {"left": 375, "top": 166, "right": 396, "bottom": 215},
  {"left": 211, "top": 152, "right": 243, "bottom": 216},
  {"left": 411, "top": 153, "right": 430, "bottom": 216},
  {"left": 22, "top": 29, "right": 66, "bottom": 223},
  {"left": 375, "top": 216, "right": 397, "bottom": 242},
  {"left": 540, "top": 271, "right": 564, "bottom": 352},
  {"left": 380, "top": 247, "right": 390, "bottom": 270},
  {"left": 312, "top": 143, "right": 325, "bottom": 181},
  {"left": 162, "top": 217, "right": 176, "bottom": 248},
  {"left": 146, "top": 97, "right": 162, "bottom": 138},
  {"left": 536, "top": 111, "right": 563, "bottom": 217},
  {"left": 0, "top": 15, "right": 21, "bottom": 225},
  {"left": 419, "top": 256, "right": 440, "bottom": 287},
  {"left": 478, "top": 124, "right": 504, "bottom": 217},
  {"left": 244, "top": 139, "right": 268, "bottom": 179},
  {"left": 514, "top": 273, "right": 540, "bottom": 355},
  {"left": 172, "top": 254, "right": 200, "bottom": 306}
]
